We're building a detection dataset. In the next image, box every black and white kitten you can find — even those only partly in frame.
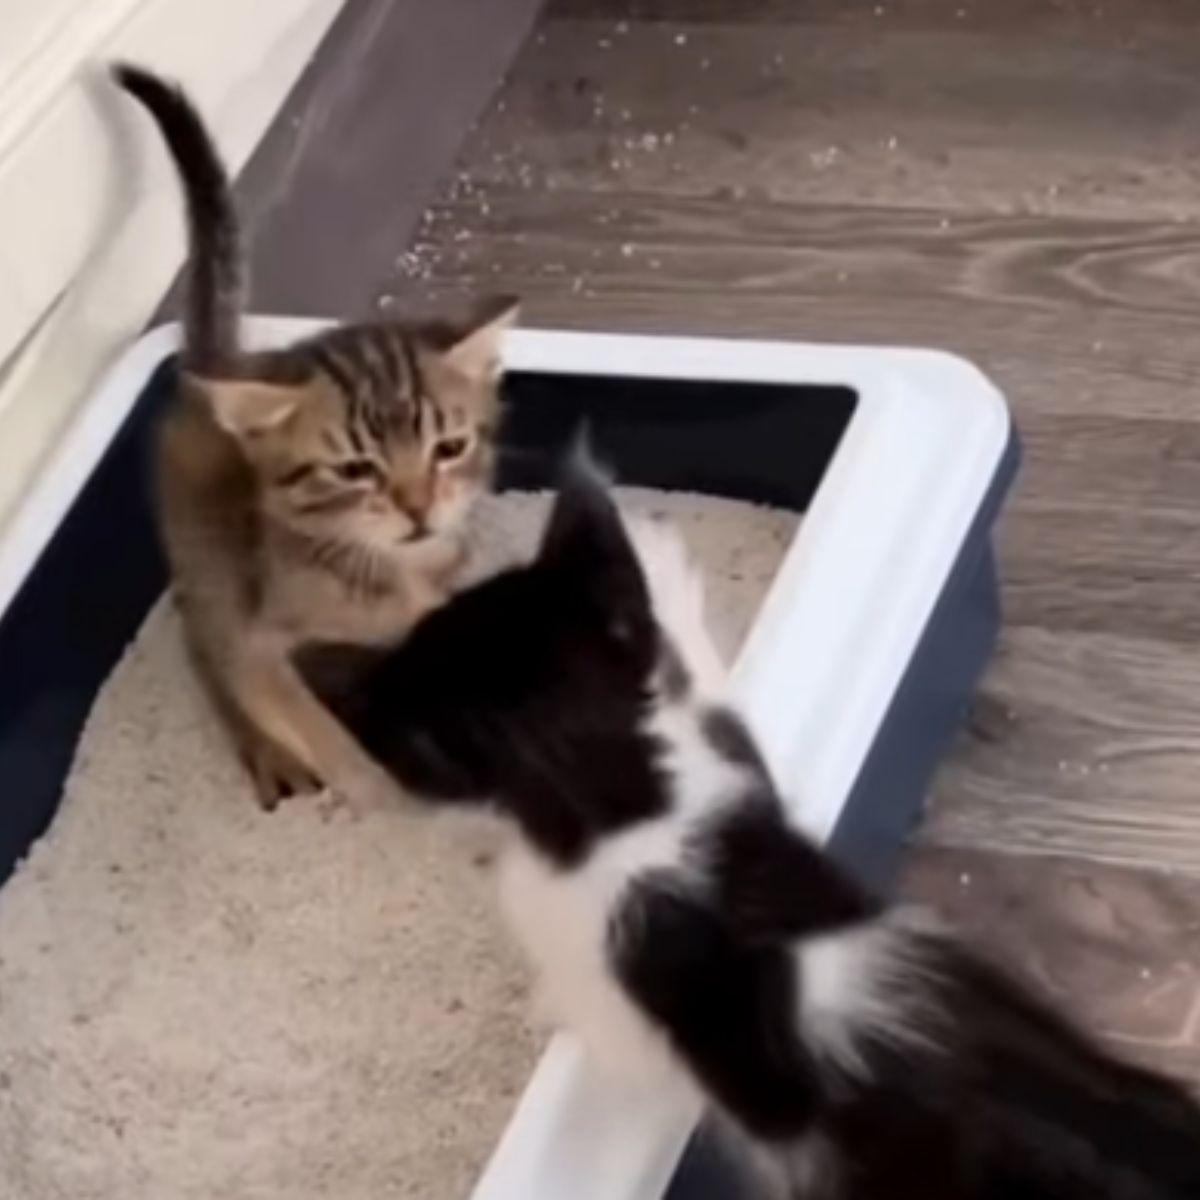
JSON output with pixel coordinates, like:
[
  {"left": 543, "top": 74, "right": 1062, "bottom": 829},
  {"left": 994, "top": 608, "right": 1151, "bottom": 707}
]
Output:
[{"left": 303, "top": 466, "right": 1200, "bottom": 1199}]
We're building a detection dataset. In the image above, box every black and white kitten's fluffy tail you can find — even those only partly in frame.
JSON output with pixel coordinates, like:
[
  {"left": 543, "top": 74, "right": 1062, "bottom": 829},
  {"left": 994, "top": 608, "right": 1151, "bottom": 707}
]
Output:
[{"left": 113, "top": 63, "right": 243, "bottom": 374}]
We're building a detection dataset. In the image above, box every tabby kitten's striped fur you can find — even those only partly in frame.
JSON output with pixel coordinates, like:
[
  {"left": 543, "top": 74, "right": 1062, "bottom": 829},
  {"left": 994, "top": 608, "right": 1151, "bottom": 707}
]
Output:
[{"left": 115, "top": 64, "right": 516, "bottom": 809}]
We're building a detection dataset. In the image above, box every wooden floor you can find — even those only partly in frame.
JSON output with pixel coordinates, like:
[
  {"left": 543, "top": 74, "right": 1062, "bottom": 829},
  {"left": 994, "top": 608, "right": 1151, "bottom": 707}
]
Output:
[{"left": 242, "top": 0, "right": 1200, "bottom": 1081}]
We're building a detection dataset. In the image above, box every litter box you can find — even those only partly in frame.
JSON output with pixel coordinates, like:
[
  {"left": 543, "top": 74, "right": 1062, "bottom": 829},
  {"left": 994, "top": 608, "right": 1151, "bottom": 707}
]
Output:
[{"left": 0, "top": 321, "right": 1017, "bottom": 1200}]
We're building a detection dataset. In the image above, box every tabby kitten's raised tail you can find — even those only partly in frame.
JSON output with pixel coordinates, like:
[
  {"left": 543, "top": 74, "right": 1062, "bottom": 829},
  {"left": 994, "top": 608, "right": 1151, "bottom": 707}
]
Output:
[
  {"left": 304, "top": 462, "right": 1200, "bottom": 1199},
  {"left": 114, "top": 63, "right": 517, "bottom": 809}
]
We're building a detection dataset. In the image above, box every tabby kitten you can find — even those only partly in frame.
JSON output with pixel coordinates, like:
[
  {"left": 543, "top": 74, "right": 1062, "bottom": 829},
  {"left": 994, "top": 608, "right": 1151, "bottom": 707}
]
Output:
[
  {"left": 304, "top": 462, "right": 1200, "bottom": 1199},
  {"left": 114, "top": 64, "right": 516, "bottom": 809}
]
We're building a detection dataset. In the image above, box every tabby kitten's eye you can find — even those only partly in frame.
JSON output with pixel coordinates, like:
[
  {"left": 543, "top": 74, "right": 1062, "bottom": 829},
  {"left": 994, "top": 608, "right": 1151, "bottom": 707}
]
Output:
[
  {"left": 333, "top": 459, "right": 378, "bottom": 483},
  {"left": 433, "top": 436, "right": 471, "bottom": 464}
]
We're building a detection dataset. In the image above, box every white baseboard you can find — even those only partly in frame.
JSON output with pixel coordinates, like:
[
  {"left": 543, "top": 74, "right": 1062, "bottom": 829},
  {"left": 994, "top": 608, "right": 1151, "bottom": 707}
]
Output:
[{"left": 0, "top": 0, "right": 344, "bottom": 534}]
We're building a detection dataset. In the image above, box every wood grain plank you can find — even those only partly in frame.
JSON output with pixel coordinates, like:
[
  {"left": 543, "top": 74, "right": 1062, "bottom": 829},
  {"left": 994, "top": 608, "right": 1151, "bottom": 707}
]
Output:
[
  {"left": 903, "top": 845, "right": 1200, "bottom": 1083},
  {"left": 394, "top": 188, "right": 1200, "bottom": 421},
  {"left": 549, "top": 0, "right": 1200, "bottom": 35},
  {"left": 463, "top": 17, "right": 1200, "bottom": 221},
  {"left": 1000, "top": 502, "right": 1200, "bottom": 642},
  {"left": 924, "top": 625, "right": 1200, "bottom": 872},
  {"left": 416, "top": 192, "right": 1200, "bottom": 321}
]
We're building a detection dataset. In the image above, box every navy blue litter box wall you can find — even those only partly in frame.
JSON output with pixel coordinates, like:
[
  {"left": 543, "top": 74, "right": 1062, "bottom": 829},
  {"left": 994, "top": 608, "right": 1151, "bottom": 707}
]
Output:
[{"left": 0, "top": 364, "right": 171, "bottom": 882}]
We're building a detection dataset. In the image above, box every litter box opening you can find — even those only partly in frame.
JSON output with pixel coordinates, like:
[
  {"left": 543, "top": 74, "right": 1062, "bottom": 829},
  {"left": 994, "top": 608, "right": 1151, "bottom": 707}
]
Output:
[
  {"left": 0, "top": 355, "right": 856, "bottom": 885},
  {"left": 499, "top": 371, "right": 856, "bottom": 512}
]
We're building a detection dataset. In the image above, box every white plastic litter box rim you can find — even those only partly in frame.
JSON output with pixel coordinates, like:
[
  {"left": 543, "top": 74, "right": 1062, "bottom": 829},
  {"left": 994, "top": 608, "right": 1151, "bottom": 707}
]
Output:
[{"left": 0, "top": 319, "right": 1011, "bottom": 1200}]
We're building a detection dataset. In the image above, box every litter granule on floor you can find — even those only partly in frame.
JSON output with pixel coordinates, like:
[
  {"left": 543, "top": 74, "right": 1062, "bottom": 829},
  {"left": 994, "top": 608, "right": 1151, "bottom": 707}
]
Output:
[{"left": 0, "top": 488, "right": 796, "bottom": 1200}]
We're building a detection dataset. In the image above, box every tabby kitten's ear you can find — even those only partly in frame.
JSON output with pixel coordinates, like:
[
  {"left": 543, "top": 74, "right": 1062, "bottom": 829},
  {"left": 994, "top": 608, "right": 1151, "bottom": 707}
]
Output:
[
  {"left": 192, "top": 375, "right": 301, "bottom": 439},
  {"left": 441, "top": 295, "right": 520, "bottom": 383}
]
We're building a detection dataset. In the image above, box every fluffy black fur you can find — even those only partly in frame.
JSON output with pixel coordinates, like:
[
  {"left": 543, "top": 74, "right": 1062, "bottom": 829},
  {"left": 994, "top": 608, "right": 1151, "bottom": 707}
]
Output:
[{"left": 301, "top": 469, "right": 1200, "bottom": 1199}]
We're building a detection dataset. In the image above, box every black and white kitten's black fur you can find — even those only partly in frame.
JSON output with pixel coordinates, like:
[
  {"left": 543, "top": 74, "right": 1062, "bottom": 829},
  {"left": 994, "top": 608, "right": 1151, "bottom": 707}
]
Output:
[{"left": 303, "top": 466, "right": 1200, "bottom": 1199}]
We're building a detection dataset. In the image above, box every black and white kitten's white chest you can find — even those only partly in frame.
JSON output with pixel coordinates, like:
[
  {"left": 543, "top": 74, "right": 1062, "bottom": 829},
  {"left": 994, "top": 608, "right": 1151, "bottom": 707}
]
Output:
[{"left": 495, "top": 693, "right": 755, "bottom": 1091}]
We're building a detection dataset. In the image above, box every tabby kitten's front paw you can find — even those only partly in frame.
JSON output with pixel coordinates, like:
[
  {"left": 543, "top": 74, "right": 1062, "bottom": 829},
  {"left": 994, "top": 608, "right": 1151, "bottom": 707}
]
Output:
[{"left": 247, "top": 741, "right": 323, "bottom": 811}]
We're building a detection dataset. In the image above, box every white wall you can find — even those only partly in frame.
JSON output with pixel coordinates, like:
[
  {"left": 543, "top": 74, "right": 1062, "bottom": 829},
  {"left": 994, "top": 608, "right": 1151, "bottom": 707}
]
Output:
[{"left": 0, "top": 0, "right": 345, "bottom": 536}]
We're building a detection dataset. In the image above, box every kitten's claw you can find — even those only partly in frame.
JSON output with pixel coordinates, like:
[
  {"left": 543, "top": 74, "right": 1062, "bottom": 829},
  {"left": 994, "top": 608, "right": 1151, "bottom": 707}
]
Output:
[{"left": 247, "top": 743, "right": 323, "bottom": 811}]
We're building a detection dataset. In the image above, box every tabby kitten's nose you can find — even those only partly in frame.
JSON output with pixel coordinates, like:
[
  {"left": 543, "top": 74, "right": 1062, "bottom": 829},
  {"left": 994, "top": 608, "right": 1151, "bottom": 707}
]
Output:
[{"left": 394, "top": 498, "right": 429, "bottom": 540}]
